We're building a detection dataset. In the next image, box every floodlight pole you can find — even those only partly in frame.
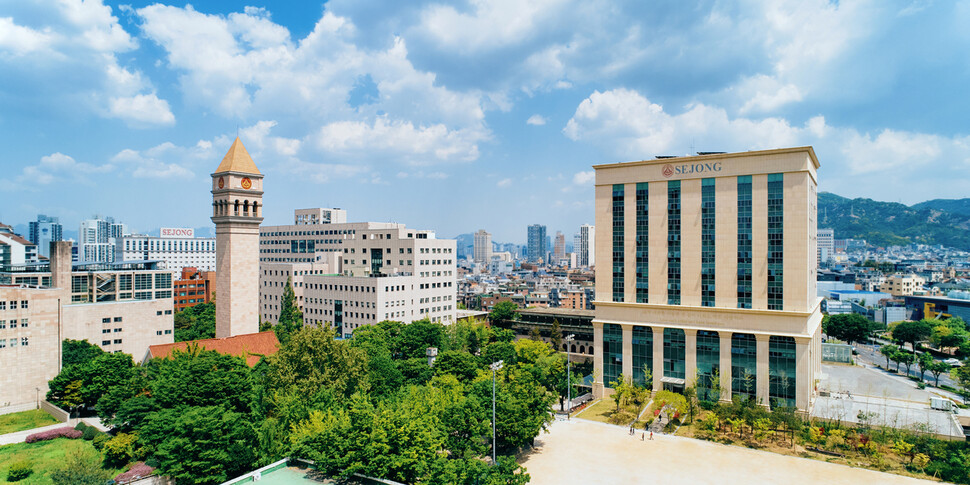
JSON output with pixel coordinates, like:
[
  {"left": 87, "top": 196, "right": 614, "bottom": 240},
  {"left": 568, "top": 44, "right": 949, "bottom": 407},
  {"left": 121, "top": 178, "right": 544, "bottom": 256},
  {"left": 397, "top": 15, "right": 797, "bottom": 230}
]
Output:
[
  {"left": 490, "top": 360, "right": 504, "bottom": 465},
  {"left": 565, "top": 334, "right": 575, "bottom": 419}
]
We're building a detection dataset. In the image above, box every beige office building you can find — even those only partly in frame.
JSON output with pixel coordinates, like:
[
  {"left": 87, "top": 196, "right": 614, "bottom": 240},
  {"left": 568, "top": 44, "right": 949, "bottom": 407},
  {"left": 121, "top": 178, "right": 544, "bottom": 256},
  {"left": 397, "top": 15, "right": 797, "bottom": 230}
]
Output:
[{"left": 592, "top": 147, "right": 822, "bottom": 412}]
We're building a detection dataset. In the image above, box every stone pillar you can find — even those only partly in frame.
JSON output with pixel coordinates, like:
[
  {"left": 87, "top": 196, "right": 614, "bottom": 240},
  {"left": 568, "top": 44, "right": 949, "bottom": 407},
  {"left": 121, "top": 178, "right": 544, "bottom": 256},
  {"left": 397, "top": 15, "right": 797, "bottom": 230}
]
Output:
[
  {"left": 756, "top": 334, "right": 771, "bottom": 406},
  {"left": 592, "top": 322, "right": 604, "bottom": 398},
  {"left": 652, "top": 325, "right": 664, "bottom": 391},
  {"left": 621, "top": 324, "right": 634, "bottom": 381},
  {"left": 684, "top": 328, "right": 698, "bottom": 387},
  {"left": 795, "top": 337, "right": 811, "bottom": 412},
  {"left": 719, "top": 332, "right": 733, "bottom": 402}
]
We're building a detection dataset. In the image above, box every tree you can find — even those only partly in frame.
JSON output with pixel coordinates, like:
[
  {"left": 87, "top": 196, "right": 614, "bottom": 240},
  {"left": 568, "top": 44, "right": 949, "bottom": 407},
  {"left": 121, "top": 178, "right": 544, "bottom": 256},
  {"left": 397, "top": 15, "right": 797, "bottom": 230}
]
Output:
[
  {"left": 550, "top": 319, "right": 562, "bottom": 352},
  {"left": 400, "top": 318, "right": 445, "bottom": 360},
  {"left": 951, "top": 366, "right": 970, "bottom": 404},
  {"left": 897, "top": 351, "right": 916, "bottom": 377},
  {"left": 929, "top": 360, "right": 951, "bottom": 387},
  {"left": 434, "top": 350, "right": 481, "bottom": 382},
  {"left": 528, "top": 326, "right": 542, "bottom": 341},
  {"left": 146, "top": 346, "right": 253, "bottom": 414},
  {"left": 488, "top": 301, "right": 520, "bottom": 323},
  {"left": 62, "top": 339, "right": 105, "bottom": 368},
  {"left": 173, "top": 302, "right": 215, "bottom": 342},
  {"left": 892, "top": 320, "right": 933, "bottom": 351},
  {"left": 140, "top": 405, "right": 258, "bottom": 484},
  {"left": 274, "top": 277, "right": 304, "bottom": 344},
  {"left": 917, "top": 352, "right": 934, "bottom": 382},
  {"left": 879, "top": 344, "right": 899, "bottom": 370},
  {"left": 266, "top": 326, "right": 369, "bottom": 401},
  {"left": 48, "top": 448, "right": 111, "bottom": 485},
  {"left": 823, "top": 313, "right": 874, "bottom": 344}
]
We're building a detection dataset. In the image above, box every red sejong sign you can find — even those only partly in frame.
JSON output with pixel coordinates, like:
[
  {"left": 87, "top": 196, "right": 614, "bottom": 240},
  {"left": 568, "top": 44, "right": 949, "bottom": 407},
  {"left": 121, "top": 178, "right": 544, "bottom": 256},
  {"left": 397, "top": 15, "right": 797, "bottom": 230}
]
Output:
[{"left": 160, "top": 228, "right": 195, "bottom": 238}]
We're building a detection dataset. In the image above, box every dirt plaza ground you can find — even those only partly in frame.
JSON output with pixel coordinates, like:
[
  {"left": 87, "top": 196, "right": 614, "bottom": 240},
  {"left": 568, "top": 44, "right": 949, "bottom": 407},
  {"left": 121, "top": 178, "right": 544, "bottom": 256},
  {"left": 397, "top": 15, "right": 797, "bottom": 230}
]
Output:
[{"left": 519, "top": 418, "right": 937, "bottom": 485}]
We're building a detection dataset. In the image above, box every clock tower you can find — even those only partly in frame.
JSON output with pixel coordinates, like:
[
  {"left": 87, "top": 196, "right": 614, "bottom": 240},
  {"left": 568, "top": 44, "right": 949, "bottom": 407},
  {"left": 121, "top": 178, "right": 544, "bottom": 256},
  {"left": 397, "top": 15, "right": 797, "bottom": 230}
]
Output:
[{"left": 211, "top": 138, "right": 263, "bottom": 338}]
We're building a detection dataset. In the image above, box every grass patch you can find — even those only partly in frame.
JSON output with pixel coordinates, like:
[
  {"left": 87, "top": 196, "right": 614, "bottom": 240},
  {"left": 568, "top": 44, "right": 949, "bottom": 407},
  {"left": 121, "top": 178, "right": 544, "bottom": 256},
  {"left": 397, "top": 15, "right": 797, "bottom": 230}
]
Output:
[
  {"left": 574, "top": 397, "right": 644, "bottom": 426},
  {"left": 0, "top": 410, "right": 58, "bottom": 436},
  {"left": 0, "top": 438, "right": 122, "bottom": 484}
]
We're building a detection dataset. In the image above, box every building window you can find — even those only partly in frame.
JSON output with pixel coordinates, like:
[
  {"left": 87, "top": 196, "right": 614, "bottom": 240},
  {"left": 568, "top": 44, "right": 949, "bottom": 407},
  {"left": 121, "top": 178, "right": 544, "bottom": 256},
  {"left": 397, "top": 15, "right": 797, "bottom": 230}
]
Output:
[
  {"left": 731, "top": 333, "right": 757, "bottom": 399},
  {"left": 769, "top": 336, "right": 796, "bottom": 408},
  {"left": 135, "top": 274, "right": 152, "bottom": 290},
  {"left": 113, "top": 339, "right": 122, "bottom": 344},
  {"left": 603, "top": 323, "right": 623, "bottom": 386},
  {"left": 102, "top": 317, "right": 111, "bottom": 323},
  {"left": 0, "top": 302, "right": 5, "bottom": 310},
  {"left": 696, "top": 330, "right": 720, "bottom": 400},
  {"left": 767, "top": 174, "right": 784, "bottom": 310},
  {"left": 102, "top": 340, "right": 111, "bottom": 346},
  {"left": 20, "top": 301, "right": 27, "bottom": 309},
  {"left": 701, "top": 178, "right": 716, "bottom": 307},
  {"left": 612, "top": 184, "right": 625, "bottom": 302},
  {"left": 632, "top": 326, "right": 652, "bottom": 386},
  {"left": 667, "top": 181, "right": 681, "bottom": 305},
  {"left": 21, "top": 337, "right": 28, "bottom": 346},
  {"left": 737, "top": 176, "right": 753, "bottom": 308},
  {"left": 20, "top": 319, "right": 28, "bottom": 328},
  {"left": 635, "top": 183, "right": 648, "bottom": 303},
  {"left": 661, "top": 328, "right": 686, "bottom": 383}
]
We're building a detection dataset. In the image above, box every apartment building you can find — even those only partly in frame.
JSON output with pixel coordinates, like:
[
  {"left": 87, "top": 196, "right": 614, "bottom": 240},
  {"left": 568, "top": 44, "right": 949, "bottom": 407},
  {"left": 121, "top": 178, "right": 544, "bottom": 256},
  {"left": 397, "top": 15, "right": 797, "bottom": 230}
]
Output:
[{"left": 118, "top": 229, "right": 216, "bottom": 275}]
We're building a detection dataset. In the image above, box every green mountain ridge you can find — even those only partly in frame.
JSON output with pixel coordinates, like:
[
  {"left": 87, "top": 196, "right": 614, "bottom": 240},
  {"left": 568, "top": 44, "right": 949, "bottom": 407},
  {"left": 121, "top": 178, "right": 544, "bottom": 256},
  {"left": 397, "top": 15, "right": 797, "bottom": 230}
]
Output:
[{"left": 819, "top": 192, "right": 970, "bottom": 250}]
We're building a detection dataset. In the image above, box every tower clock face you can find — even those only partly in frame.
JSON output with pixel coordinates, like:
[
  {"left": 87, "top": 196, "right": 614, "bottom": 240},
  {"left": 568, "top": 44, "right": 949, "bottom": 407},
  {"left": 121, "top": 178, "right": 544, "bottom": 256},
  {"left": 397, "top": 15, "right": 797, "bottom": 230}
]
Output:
[
  {"left": 218, "top": 177, "right": 225, "bottom": 189},
  {"left": 241, "top": 177, "right": 253, "bottom": 190}
]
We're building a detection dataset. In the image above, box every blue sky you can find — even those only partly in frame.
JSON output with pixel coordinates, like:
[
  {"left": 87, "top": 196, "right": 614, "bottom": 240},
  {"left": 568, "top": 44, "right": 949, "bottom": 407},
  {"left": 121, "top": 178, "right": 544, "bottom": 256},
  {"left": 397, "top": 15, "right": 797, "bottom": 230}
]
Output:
[{"left": 1, "top": 1, "right": 968, "bottom": 243}]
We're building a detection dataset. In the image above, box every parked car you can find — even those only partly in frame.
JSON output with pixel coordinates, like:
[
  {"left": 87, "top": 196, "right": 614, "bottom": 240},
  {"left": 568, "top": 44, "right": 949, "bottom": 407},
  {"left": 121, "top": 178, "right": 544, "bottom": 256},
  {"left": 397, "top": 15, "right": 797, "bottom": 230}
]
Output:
[{"left": 944, "top": 358, "right": 964, "bottom": 367}]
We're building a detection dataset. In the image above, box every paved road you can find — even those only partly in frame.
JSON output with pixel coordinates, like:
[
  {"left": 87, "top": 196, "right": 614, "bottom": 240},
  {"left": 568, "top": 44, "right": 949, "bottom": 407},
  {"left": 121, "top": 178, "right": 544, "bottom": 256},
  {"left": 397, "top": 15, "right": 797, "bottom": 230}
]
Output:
[
  {"left": 853, "top": 342, "right": 957, "bottom": 389},
  {"left": 0, "top": 422, "right": 71, "bottom": 446}
]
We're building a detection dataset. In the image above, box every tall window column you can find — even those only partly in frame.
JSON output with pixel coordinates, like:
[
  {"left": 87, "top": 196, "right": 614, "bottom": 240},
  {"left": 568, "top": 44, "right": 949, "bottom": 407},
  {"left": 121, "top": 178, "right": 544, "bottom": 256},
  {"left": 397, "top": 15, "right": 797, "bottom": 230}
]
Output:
[
  {"left": 737, "top": 176, "right": 752, "bottom": 308},
  {"left": 612, "top": 184, "right": 624, "bottom": 302},
  {"left": 767, "top": 174, "right": 784, "bottom": 310},
  {"left": 635, "top": 183, "right": 649, "bottom": 303},
  {"left": 701, "top": 178, "right": 715, "bottom": 306},
  {"left": 667, "top": 181, "right": 681, "bottom": 305},
  {"left": 632, "top": 327, "right": 653, "bottom": 388},
  {"left": 697, "top": 330, "right": 720, "bottom": 401},
  {"left": 731, "top": 333, "right": 757, "bottom": 400},
  {"left": 603, "top": 323, "right": 623, "bottom": 386},
  {"left": 769, "top": 336, "right": 796, "bottom": 408}
]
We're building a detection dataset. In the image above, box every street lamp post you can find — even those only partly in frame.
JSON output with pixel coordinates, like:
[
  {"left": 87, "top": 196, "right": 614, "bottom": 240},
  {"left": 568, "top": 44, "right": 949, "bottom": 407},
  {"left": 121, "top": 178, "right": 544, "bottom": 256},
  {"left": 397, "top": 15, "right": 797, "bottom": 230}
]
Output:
[
  {"left": 490, "top": 360, "right": 504, "bottom": 466},
  {"left": 565, "top": 334, "right": 575, "bottom": 419}
]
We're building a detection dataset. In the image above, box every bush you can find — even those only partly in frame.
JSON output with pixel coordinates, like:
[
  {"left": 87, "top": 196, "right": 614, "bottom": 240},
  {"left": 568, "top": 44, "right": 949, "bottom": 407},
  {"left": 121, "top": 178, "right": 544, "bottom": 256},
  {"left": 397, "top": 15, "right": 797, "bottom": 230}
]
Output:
[
  {"left": 82, "top": 426, "right": 99, "bottom": 441},
  {"left": 93, "top": 432, "right": 111, "bottom": 451},
  {"left": 74, "top": 422, "right": 89, "bottom": 432},
  {"left": 144, "top": 457, "right": 160, "bottom": 468},
  {"left": 103, "top": 432, "right": 138, "bottom": 468},
  {"left": 7, "top": 461, "right": 33, "bottom": 482},
  {"left": 25, "top": 426, "right": 82, "bottom": 443},
  {"left": 607, "top": 411, "right": 634, "bottom": 425},
  {"left": 699, "top": 400, "right": 718, "bottom": 411}
]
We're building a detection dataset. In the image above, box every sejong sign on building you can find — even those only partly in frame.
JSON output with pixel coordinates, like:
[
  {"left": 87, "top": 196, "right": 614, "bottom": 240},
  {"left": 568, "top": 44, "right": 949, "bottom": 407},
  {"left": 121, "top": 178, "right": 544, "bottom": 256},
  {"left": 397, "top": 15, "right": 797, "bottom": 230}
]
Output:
[{"left": 160, "top": 228, "right": 195, "bottom": 238}]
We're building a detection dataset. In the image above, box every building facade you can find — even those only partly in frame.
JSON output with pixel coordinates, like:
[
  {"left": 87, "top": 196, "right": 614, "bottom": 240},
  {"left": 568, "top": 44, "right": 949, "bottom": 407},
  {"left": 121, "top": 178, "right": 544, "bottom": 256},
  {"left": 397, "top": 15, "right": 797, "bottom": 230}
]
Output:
[
  {"left": 0, "top": 224, "right": 38, "bottom": 268},
  {"left": 211, "top": 138, "right": 263, "bottom": 338},
  {"left": 118, "top": 229, "right": 216, "bottom": 275},
  {"left": 28, "top": 215, "right": 63, "bottom": 259},
  {"left": 473, "top": 229, "right": 492, "bottom": 264},
  {"left": 553, "top": 231, "right": 566, "bottom": 264},
  {"left": 817, "top": 228, "right": 834, "bottom": 266},
  {"left": 592, "top": 147, "right": 823, "bottom": 412},
  {"left": 259, "top": 210, "right": 457, "bottom": 336},
  {"left": 880, "top": 273, "right": 926, "bottom": 297},
  {"left": 0, "top": 242, "right": 174, "bottom": 410},
  {"left": 173, "top": 267, "right": 215, "bottom": 312},
  {"left": 79, "top": 216, "right": 127, "bottom": 263},
  {"left": 575, "top": 224, "right": 595, "bottom": 268},
  {"left": 527, "top": 224, "right": 547, "bottom": 263}
]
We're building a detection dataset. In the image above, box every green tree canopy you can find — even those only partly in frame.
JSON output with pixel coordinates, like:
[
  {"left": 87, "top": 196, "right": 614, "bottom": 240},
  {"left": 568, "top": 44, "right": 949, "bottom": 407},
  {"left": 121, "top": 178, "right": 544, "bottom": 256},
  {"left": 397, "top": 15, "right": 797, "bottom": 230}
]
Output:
[
  {"left": 893, "top": 320, "right": 934, "bottom": 350},
  {"left": 823, "top": 313, "right": 874, "bottom": 344},
  {"left": 173, "top": 302, "right": 215, "bottom": 342},
  {"left": 489, "top": 301, "right": 520, "bottom": 323},
  {"left": 274, "top": 277, "right": 304, "bottom": 344},
  {"left": 62, "top": 339, "right": 105, "bottom": 368}
]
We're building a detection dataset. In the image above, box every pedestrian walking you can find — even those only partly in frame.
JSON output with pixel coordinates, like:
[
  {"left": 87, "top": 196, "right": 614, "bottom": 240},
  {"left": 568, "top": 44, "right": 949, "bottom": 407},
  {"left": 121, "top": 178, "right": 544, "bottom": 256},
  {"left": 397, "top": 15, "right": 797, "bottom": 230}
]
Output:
[
  {"left": 641, "top": 433, "right": 644, "bottom": 441},
  {"left": 649, "top": 431, "right": 653, "bottom": 440}
]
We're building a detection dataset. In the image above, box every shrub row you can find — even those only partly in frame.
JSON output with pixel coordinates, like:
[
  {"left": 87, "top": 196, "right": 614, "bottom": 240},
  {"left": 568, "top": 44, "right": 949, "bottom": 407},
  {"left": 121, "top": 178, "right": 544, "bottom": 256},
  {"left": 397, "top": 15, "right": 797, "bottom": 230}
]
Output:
[{"left": 24, "top": 426, "right": 82, "bottom": 443}]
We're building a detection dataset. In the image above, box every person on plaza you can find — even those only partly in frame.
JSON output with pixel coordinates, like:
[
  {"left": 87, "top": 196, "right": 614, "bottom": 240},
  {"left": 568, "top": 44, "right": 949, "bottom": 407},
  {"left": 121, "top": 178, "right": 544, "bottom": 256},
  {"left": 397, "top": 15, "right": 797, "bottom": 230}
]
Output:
[{"left": 649, "top": 431, "right": 653, "bottom": 440}]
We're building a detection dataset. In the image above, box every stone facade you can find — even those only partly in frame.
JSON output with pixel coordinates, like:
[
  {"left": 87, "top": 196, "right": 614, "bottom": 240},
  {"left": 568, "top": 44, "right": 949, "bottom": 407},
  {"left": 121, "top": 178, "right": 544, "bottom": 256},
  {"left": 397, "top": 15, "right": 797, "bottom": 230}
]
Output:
[
  {"left": 0, "top": 286, "right": 62, "bottom": 409},
  {"left": 592, "top": 147, "right": 823, "bottom": 412}
]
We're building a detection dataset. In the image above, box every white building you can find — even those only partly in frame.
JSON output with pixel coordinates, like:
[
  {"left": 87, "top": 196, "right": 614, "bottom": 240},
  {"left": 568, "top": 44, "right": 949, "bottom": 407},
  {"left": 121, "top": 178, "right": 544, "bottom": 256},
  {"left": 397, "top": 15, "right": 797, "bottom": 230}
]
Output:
[
  {"left": 0, "top": 223, "right": 38, "bottom": 267},
  {"left": 259, "top": 209, "right": 457, "bottom": 337},
  {"left": 29, "top": 215, "right": 63, "bottom": 259},
  {"left": 79, "top": 216, "right": 127, "bottom": 263},
  {"left": 118, "top": 228, "right": 216, "bottom": 275},
  {"left": 473, "top": 229, "right": 492, "bottom": 264},
  {"left": 818, "top": 228, "right": 834, "bottom": 266}
]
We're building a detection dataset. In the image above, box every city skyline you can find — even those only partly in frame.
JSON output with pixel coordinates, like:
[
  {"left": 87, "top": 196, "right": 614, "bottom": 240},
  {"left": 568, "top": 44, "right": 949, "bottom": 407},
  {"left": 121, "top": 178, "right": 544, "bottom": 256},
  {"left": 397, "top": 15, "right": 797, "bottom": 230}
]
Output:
[{"left": 2, "top": 1, "right": 969, "bottom": 243}]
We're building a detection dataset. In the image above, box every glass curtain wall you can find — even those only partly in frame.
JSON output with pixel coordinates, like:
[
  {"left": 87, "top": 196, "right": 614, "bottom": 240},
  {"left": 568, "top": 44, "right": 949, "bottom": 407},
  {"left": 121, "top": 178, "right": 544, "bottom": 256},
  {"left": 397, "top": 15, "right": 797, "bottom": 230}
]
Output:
[
  {"left": 731, "top": 333, "right": 757, "bottom": 400},
  {"left": 635, "top": 183, "right": 649, "bottom": 303},
  {"left": 767, "top": 174, "right": 784, "bottom": 310},
  {"left": 701, "top": 179, "right": 716, "bottom": 306},
  {"left": 663, "top": 328, "right": 686, "bottom": 381},
  {"left": 769, "top": 336, "right": 796, "bottom": 408},
  {"left": 737, "top": 176, "right": 752, "bottom": 308},
  {"left": 696, "top": 330, "right": 720, "bottom": 401},
  {"left": 667, "top": 181, "right": 681, "bottom": 305},
  {"left": 632, "top": 326, "right": 653, "bottom": 387},
  {"left": 603, "top": 323, "right": 623, "bottom": 385},
  {"left": 612, "top": 185, "right": 624, "bottom": 302}
]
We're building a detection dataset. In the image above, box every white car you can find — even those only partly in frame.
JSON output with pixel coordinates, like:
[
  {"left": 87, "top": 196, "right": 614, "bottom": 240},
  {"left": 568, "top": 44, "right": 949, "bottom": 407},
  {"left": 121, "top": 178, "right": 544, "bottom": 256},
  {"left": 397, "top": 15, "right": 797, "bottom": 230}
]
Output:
[{"left": 944, "top": 358, "right": 964, "bottom": 367}]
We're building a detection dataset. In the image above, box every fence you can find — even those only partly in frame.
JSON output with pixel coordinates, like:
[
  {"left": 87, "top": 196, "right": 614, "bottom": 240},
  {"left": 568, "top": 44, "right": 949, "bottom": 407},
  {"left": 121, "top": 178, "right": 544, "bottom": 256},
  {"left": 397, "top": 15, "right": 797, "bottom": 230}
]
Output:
[
  {"left": 40, "top": 401, "right": 69, "bottom": 423},
  {"left": 822, "top": 343, "right": 853, "bottom": 363}
]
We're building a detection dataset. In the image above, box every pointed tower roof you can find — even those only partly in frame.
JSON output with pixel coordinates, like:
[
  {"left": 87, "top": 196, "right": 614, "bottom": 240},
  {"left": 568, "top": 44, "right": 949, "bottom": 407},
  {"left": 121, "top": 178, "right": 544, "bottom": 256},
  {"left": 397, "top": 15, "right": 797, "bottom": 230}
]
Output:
[{"left": 214, "top": 137, "right": 261, "bottom": 175}]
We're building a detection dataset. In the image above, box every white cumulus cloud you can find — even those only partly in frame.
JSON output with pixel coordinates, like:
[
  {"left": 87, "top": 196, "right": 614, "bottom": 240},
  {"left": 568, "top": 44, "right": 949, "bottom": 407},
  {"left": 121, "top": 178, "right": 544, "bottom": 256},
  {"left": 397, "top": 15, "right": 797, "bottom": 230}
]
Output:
[
  {"left": 526, "top": 114, "right": 547, "bottom": 126},
  {"left": 108, "top": 93, "right": 175, "bottom": 126}
]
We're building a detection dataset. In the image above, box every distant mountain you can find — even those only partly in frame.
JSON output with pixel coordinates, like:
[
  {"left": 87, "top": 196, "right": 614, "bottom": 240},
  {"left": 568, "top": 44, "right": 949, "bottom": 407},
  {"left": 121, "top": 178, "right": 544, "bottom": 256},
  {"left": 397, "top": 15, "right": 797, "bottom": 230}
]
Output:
[
  {"left": 911, "top": 198, "right": 970, "bottom": 217},
  {"left": 819, "top": 192, "right": 970, "bottom": 249}
]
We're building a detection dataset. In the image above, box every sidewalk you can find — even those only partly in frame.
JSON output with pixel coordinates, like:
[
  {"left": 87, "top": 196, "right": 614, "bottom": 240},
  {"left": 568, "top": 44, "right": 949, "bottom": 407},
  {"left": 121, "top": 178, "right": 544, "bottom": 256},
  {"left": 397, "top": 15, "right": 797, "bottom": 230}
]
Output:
[{"left": 0, "top": 422, "right": 73, "bottom": 446}]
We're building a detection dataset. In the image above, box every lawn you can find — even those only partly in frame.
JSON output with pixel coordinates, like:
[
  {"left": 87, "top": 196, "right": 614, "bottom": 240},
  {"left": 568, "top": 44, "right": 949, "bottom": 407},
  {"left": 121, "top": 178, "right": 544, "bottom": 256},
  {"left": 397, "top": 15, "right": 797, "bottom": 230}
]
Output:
[
  {"left": 574, "top": 398, "right": 646, "bottom": 426},
  {"left": 0, "top": 410, "right": 58, "bottom": 436},
  {"left": 0, "top": 438, "right": 123, "bottom": 484}
]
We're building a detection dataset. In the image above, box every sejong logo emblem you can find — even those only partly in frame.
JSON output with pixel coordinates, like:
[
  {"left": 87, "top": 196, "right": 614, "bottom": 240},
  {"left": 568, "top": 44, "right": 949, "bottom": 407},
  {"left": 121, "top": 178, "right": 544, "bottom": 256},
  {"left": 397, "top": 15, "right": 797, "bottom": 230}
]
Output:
[{"left": 662, "top": 164, "right": 674, "bottom": 178}]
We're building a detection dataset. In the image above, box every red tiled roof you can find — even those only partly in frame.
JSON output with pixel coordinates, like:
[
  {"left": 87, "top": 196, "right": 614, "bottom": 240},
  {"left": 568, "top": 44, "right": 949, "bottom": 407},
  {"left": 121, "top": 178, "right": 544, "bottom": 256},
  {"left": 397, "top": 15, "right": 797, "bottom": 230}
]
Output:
[{"left": 147, "top": 331, "right": 279, "bottom": 367}]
